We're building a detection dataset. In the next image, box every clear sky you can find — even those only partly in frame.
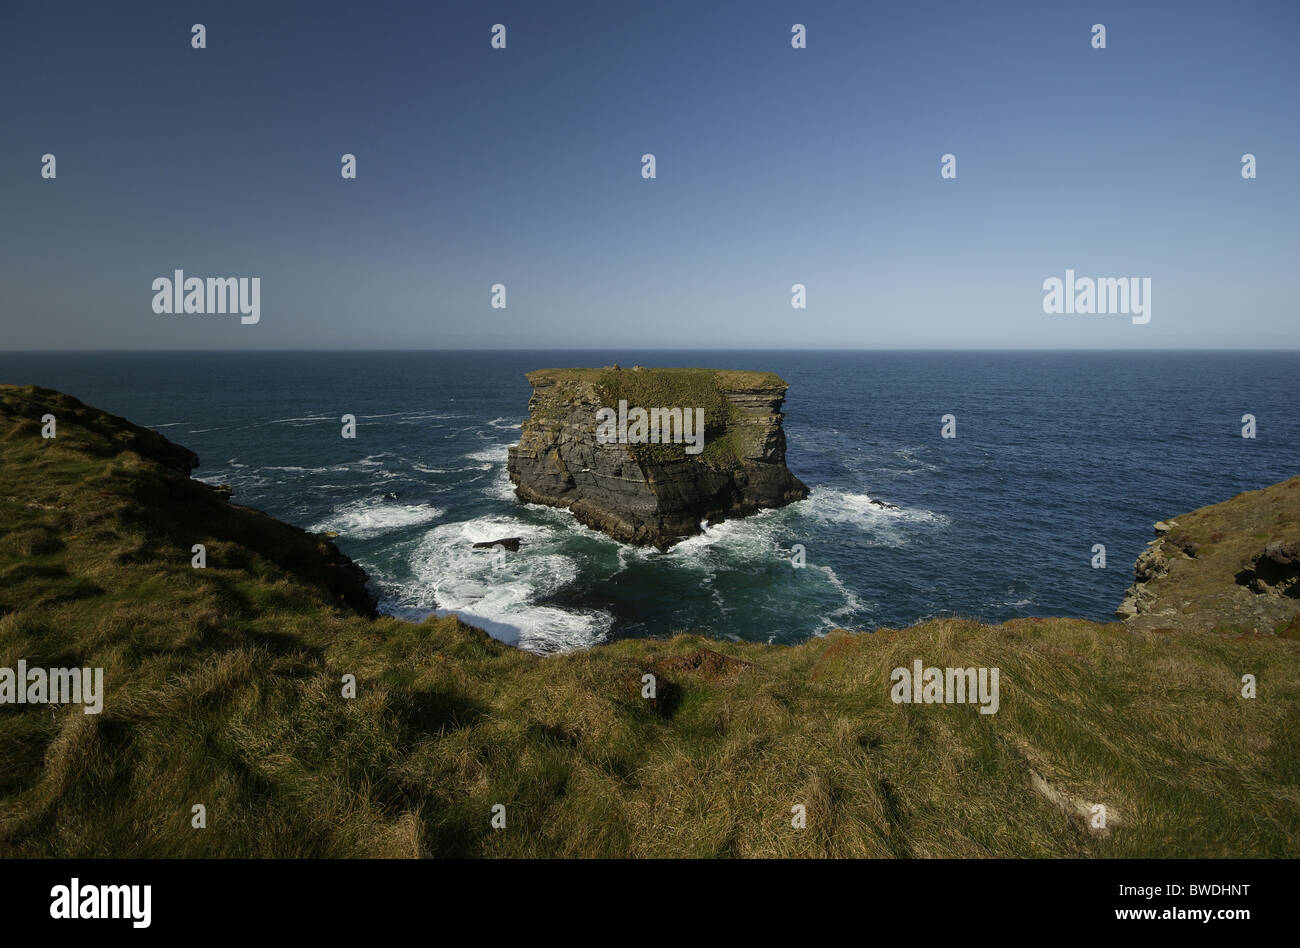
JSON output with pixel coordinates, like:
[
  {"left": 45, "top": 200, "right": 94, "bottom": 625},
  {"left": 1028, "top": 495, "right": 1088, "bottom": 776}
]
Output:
[{"left": 2, "top": 0, "right": 1297, "bottom": 350}]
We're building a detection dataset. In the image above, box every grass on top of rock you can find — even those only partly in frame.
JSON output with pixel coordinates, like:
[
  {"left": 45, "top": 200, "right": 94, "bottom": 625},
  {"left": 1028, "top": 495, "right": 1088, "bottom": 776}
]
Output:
[
  {"left": 527, "top": 367, "right": 790, "bottom": 468},
  {"left": 1123, "top": 474, "right": 1300, "bottom": 635},
  {"left": 593, "top": 368, "right": 738, "bottom": 467},
  {"left": 527, "top": 366, "right": 787, "bottom": 394},
  {"left": 1, "top": 383, "right": 1299, "bottom": 858}
]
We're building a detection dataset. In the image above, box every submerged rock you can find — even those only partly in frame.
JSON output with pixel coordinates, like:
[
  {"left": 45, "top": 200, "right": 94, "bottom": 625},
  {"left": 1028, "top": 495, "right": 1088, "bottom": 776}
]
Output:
[{"left": 507, "top": 367, "right": 809, "bottom": 549}]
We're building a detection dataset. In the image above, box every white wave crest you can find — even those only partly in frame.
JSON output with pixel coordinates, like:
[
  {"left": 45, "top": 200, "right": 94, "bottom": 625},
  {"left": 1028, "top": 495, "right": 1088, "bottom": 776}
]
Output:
[
  {"left": 464, "top": 444, "right": 511, "bottom": 463},
  {"left": 800, "top": 487, "right": 948, "bottom": 529},
  {"left": 406, "top": 517, "right": 612, "bottom": 653},
  {"left": 310, "top": 499, "right": 445, "bottom": 539}
]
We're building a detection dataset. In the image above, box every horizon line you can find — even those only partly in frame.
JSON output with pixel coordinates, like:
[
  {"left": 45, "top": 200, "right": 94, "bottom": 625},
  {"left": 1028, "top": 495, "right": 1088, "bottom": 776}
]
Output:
[{"left": 5, "top": 347, "right": 1300, "bottom": 355}]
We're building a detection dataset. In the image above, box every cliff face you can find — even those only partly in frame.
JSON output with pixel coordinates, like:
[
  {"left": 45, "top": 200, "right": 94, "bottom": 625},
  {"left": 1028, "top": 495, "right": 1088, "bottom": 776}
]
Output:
[
  {"left": 0, "top": 384, "right": 377, "bottom": 617},
  {"left": 506, "top": 367, "right": 809, "bottom": 549}
]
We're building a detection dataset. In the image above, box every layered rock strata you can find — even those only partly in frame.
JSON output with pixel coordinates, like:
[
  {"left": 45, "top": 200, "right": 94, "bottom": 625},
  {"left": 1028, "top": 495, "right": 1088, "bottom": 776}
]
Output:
[{"left": 506, "top": 367, "right": 809, "bottom": 549}]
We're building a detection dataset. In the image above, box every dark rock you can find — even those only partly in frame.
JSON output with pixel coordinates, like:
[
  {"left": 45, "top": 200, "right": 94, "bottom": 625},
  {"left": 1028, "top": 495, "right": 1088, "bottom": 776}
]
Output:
[
  {"left": 506, "top": 368, "right": 809, "bottom": 549},
  {"left": 1134, "top": 548, "right": 1170, "bottom": 583},
  {"left": 1237, "top": 540, "right": 1300, "bottom": 597},
  {"left": 473, "top": 537, "right": 522, "bottom": 552},
  {"left": 1263, "top": 540, "right": 1300, "bottom": 566}
]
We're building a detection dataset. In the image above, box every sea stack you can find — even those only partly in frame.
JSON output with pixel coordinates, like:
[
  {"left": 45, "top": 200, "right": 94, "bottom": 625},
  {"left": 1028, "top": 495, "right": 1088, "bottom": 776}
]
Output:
[{"left": 506, "top": 367, "right": 809, "bottom": 549}]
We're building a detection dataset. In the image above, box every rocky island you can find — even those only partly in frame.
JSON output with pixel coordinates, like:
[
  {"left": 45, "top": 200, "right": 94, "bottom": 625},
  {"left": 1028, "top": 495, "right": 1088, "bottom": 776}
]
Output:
[{"left": 507, "top": 367, "right": 809, "bottom": 548}]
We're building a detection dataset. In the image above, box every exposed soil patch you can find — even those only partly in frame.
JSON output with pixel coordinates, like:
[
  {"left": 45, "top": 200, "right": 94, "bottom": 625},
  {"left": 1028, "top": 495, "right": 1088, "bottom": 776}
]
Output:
[{"left": 655, "top": 647, "right": 754, "bottom": 680}]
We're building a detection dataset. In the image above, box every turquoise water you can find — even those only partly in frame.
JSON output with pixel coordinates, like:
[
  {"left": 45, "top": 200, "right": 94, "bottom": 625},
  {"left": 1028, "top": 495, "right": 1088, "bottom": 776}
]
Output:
[{"left": 2, "top": 350, "right": 1296, "bottom": 652}]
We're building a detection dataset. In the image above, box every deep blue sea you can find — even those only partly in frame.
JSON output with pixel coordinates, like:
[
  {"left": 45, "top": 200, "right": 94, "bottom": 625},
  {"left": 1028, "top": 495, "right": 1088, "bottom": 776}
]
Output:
[{"left": 1, "top": 351, "right": 1295, "bottom": 652}]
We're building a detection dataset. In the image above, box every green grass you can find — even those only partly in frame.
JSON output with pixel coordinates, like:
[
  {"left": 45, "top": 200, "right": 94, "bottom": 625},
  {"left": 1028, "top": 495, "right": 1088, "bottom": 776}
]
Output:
[
  {"left": 593, "top": 368, "right": 738, "bottom": 467},
  {"left": 528, "top": 367, "right": 787, "bottom": 468},
  {"left": 1, "top": 383, "right": 1298, "bottom": 857}
]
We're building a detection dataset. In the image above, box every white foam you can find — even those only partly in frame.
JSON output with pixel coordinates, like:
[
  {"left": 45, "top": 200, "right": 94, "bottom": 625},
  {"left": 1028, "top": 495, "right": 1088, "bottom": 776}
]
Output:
[
  {"left": 388, "top": 411, "right": 463, "bottom": 425},
  {"left": 267, "top": 414, "right": 333, "bottom": 424},
  {"left": 412, "top": 463, "right": 487, "bottom": 475},
  {"left": 652, "top": 508, "right": 786, "bottom": 563},
  {"left": 310, "top": 499, "right": 445, "bottom": 539},
  {"left": 464, "top": 444, "right": 511, "bottom": 463},
  {"left": 485, "top": 463, "right": 518, "bottom": 501},
  {"left": 814, "top": 563, "right": 869, "bottom": 627},
  {"left": 799, "top": 487, "right": 949, "bottom": 532},
  {"left": 892, "top": 446, "right": 941, "bottom": 473},
  {"left": 406, "top": 517, "right": 612, "bottom": 653}
]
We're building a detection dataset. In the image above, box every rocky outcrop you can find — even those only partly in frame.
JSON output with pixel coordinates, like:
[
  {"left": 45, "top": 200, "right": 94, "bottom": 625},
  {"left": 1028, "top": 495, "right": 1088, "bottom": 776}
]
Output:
[
  {"left": 1236, "top": 540, "right": 1300, "bottom": 596},
  {"left": 507, "top": 367, "right": 809, "bottom": 549},
  {"left": 1117, "top": 476, "right": 1300, "bottom": 634}
]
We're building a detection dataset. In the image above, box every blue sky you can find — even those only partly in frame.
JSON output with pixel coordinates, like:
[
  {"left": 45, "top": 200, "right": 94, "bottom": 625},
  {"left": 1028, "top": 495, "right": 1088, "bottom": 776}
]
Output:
[{"left": 2, "top": 0, "right": 1297, "bottom": 349}]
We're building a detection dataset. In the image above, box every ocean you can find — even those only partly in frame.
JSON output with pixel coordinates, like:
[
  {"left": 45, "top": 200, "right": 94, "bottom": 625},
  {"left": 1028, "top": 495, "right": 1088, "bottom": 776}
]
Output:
[{"left": 1, "top": 350, "right": 1295, "bottom": 653}]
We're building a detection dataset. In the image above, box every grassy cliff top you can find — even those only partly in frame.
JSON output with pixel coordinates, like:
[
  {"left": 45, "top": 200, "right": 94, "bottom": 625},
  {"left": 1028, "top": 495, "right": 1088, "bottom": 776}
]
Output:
[
  {"left": 1, "top": 384, "right": 1298, "bottom": 857},
  {"left": 524, "top": 367, "right": 789, "bottom": 468},
  {"left": 526, "top": 367, "right": 789, "bottom": 394},
  {"left": 1125, "top": 475, "right": 1300, "bottom": 634}
]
